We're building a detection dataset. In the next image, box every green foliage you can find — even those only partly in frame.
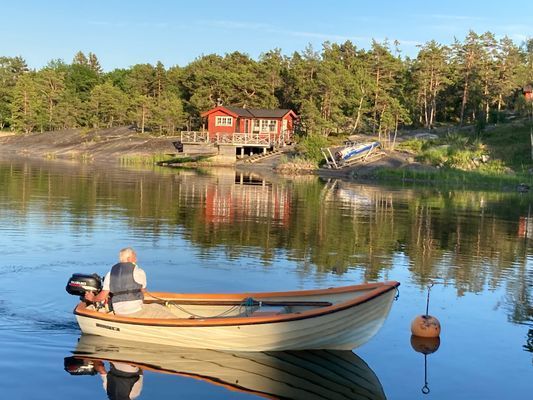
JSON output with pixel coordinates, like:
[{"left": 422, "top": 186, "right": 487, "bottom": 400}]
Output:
[
  {"left": 89, "top": 81, "right": 129, "bottom": 128},
  {"left": 297, "top": 134, "right": 329, "bottom": 164},
  {"left": 375, "top": 166, "right": 533, "bottom": 189},
  {"left": 397, "top": 138, "right": 424, "bottom": 153},
  {"left": 0, "top": 29, "right": 532, "bottom": 169},
  {"left": 416, "top": 146, "right": 448, "bottom": 165},
  {"left": 443, "top": 131, "right": 469, "bottom": 147}
]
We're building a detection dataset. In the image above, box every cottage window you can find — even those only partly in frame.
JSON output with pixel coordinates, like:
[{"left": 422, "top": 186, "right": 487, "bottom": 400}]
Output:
[
  {"left": 257, "top": 120, "right": 277, "bottom": 133},
  {"left": 215, "top": 116, "right": 233, "bottom": 126}
]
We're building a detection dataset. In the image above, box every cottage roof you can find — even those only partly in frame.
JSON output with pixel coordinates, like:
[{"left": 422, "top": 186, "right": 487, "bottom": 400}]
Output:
[
  {"left": 202, "top": 106, "right": 296, "bottom": 119},
  {"left": 226, "top": 107, "right": 293, "bottom": 118}
]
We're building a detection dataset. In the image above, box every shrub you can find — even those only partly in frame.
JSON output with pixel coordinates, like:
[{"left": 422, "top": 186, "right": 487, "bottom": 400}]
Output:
[
  {"left": 397, "top": 138, "right": 423, "bottom": 153},
  {"left": 417, "top": 147, "right": 448, "bottom": 165},
  {"left": 298, "top": 134, "right": 329, "bottom": 165},
  {"left": 443, "top": 131, "right": 469, "bottom": 148}
]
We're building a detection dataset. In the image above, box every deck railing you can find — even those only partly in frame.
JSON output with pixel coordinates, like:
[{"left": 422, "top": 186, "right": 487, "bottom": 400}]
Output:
[
  {"left": 180, "top": 131, "right": 209, "bottom": 143},
  {"left": 180, "top": 130, "right": 292, "bottom": 146}
]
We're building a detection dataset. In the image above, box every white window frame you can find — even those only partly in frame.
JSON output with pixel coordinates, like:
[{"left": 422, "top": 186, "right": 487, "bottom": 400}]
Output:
[
  {"left": 215, "top": 116, "right": 233, "bottom": 127},
  {"left": 255, "top": 119, "right": 278, "bottom": 133}
]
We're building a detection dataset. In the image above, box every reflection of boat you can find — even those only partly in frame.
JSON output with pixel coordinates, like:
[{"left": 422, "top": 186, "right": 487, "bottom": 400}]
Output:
[
  {"left": 66, "top": 334, "right": 387, "bottom": 400},
  {"left": 72, "top": 281, "right": 399, "bottom": 351}
]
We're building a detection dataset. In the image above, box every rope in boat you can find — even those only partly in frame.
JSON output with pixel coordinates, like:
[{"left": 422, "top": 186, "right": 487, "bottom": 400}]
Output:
[{"left": 146, "top": 292, "right": 257, "bottom": 319}]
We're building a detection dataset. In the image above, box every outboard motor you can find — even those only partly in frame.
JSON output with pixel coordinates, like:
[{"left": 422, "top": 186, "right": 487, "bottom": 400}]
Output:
[{"left": 66, "top": 273, "right": 102, "bottom": 298}]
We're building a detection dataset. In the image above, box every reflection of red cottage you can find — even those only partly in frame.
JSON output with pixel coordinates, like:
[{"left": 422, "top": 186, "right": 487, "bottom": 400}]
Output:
[{"left": 201, "top": 106, "right": 297, "bottom": 145}]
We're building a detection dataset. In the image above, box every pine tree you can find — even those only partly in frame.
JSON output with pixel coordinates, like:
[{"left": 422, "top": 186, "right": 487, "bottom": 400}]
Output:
[
  {"left": 73, "top": 51, "right": 89, "bottom": 66},
  {"left": 89, "top": 81, "right": 129, "bottom": 128},
  {"left": 411, "top": 41, "right": 450, "bottom": 128},
  {"left": 0, "top": 56, "right": 28, "bottom": 129},
  {"left": 493, "top": 37, "right": 522, "bottom": 121},
  {"left": 88, "top": 52, "right": 103, "bottom": 74},
  {"left": 11, "top": 73, "right": 42, "bottom": 133},
  {"left": 35, "top": 67, "right": 66, "bottom": 131},
  {"left": 452, "top": 31, "right": 483, "bottom": 125}
]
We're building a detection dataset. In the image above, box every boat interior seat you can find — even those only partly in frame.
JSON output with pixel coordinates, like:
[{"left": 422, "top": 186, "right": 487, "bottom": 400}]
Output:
[{"left": 250, "top": 305, "right": 289, "bottom": 317}]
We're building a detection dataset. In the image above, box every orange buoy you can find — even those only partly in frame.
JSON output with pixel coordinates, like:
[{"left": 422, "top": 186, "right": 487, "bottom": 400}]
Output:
[
  {"left": 411, "top": 314, "right": 441, "bottom": 337},
  {"left": 411, "top": 281, "right": 441, "bottom": 338}
]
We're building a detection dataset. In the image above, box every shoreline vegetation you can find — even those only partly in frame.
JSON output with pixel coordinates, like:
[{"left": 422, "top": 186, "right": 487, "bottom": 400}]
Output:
[
  {"left": 1, "top": 117, "right": 533, "bottom": 192},
  {"left": 1, "top": 29, "right": 532, "bottom": 190}
]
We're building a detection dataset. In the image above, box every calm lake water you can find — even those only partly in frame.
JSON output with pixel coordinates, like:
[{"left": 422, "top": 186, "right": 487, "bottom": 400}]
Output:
[{"left": 0, "top": 157, "right": 532, "bottom": 399}]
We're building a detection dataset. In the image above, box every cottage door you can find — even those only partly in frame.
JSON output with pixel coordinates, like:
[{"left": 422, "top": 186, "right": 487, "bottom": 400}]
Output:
[
  {"left": 282, "top": 119, "right": 288, "bottom": 142},
  {"left": 245, "top": 119, "right": 249, "bottom": 133}
]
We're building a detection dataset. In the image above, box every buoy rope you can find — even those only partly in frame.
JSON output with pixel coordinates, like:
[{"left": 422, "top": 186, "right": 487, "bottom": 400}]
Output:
[
  {"left": 422, "top": 354, "right": 430, "bottom": 394},
  {"left": 425, "top": 282, "right": 435, "bottom": 316}
]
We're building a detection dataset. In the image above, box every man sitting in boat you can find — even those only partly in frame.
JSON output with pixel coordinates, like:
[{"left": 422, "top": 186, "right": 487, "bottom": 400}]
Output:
[{"left": 85, "top": 247, "right": 174, "bottom": 319}]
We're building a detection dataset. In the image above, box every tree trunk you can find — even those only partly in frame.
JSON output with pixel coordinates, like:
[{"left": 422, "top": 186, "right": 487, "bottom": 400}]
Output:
[
  {"left": 141, "top": 105, "right": 146, "bottom": 134},
  {"left": 460, "top": 74, "right": 469, "bottom": 125},
  {"left": 353, "top": 95, "right": 364, "bottom": 132},
  {"left": 423, "top": 87, "right": 428, "bottom": 128},
  {"left": 373, "top": 67, "right": 380, "bottom": 135},
  {"left": 392, "top": 114, "right": 399, "bottom": 150},
  {"left": 49, "top": 98, "right": 53, "bottom": 131}
]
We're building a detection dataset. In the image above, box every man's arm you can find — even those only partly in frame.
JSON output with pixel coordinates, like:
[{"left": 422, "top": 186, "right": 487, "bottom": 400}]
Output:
[
  {"left": 85, "top": 290, "right": 110, "bottom": 303},
  {"left": 85, "top": 271, "right": 111, "bottom": 303}
]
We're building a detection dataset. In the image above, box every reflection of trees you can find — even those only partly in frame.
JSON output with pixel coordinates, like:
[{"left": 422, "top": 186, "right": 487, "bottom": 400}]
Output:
[{"left": 1, "top": 161, "right": 532, "bottom": 305}]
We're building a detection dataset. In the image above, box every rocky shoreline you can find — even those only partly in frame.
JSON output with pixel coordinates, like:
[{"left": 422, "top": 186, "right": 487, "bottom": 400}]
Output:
[{"left": 0, "top": 126, "right": 419, "bottom": 180}]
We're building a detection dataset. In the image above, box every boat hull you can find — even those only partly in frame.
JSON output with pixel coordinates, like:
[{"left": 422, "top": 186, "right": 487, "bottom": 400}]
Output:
[{"left": 75, "top": 282, "right": 399, "bottom": 351}]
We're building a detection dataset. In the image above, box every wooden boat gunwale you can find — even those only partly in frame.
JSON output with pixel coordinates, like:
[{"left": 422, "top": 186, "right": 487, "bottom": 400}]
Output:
[{"left": 74, "top": 281, "right": 399, "bottom": 328}]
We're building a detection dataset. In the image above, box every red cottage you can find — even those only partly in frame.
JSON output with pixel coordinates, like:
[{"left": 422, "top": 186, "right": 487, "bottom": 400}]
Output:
[{"left": 200, "top": 106, "right": 298, "bottom": 145}]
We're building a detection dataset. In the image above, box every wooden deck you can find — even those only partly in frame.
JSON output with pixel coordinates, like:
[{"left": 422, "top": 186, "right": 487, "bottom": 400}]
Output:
[{"left": 181, "top": 131, "right": 289, "bottom": 148}]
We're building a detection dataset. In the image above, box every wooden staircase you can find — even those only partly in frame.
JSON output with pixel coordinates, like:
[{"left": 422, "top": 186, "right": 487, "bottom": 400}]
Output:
[{"left": 241, "top": 149, "right": 283, "bottom": 164}]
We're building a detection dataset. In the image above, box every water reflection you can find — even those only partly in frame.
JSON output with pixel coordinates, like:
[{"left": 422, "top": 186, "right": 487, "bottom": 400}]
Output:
[
  {"left": 65, "top": 357, "right": 143, "bottom": 400},
  {"left": 525, "top": 329, "right": 533, "bottom": 355},
  {"left": 65, "top": 334, "right": 386, "bottom": 399},
  {"left": 1, "top": 158, "right": 533, "bottom": 325}
]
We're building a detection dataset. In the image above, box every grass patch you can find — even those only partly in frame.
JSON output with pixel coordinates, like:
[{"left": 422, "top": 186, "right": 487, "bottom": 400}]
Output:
[
  {"left": 119, "top": 153, "right": 172, "bottom": 165},
  {"left": 375, "top": 167, "right": 533, "bottom": 190},
  {"left": 397, "top": 138, "right": 424, "bottom": 153}
]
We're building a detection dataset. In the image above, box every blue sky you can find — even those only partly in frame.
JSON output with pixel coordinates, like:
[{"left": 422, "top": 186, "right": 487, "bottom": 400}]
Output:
[{"left": 2, "top": 0, "right": 533, "bottom": 71}]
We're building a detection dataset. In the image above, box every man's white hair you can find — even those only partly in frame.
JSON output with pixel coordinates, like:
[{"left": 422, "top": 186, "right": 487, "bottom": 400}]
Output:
[{"left": 119, "top": 247, "right": 136, "bottom": 262}]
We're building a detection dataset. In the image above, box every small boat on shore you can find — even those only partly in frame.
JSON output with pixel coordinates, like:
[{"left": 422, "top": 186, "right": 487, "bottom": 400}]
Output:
[
  {"left": 69, "top": 280, "right": 399, "bottom": 351},
  {"left": 322, "top": 141, "right": 382, "bottom": 169},
  {"left": 65, "top": 334, "right": 387, "bottom": 400},
  {"left": 335, "top": 141, "right": 381, "bottom": 163}
]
